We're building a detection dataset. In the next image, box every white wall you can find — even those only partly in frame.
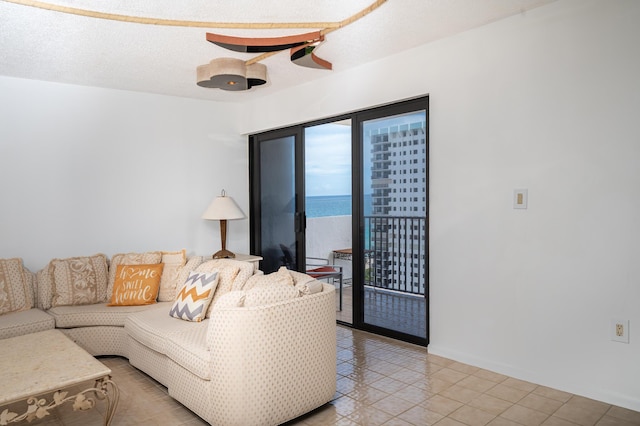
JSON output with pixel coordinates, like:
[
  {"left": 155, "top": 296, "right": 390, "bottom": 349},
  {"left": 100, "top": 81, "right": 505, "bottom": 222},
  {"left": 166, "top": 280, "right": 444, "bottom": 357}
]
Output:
[
  {"left": 240, "top": 0, "right": 640, "bottom": 411},
  {"left": 0, "top": 77, "right": 249, "bottom": 272}
]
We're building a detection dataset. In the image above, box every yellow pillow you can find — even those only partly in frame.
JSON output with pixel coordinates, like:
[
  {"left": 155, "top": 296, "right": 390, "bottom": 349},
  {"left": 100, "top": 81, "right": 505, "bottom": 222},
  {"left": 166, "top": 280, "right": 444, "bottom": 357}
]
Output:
[{"left": 108, "top": 264, "right": 164, "bottom": 306}]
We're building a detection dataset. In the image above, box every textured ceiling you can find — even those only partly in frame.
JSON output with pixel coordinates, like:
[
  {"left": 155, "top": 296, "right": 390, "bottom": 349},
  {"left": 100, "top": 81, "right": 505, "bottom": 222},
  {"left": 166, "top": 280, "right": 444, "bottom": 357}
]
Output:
[{"left": 0, "top": 0, "right": 556, "bottom": 102}]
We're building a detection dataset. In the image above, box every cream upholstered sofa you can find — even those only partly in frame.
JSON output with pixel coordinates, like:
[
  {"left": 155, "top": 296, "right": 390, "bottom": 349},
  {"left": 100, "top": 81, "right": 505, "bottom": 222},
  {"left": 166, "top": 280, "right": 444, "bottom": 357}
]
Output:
[
  {"left": 1, "top": 254, "right": 337, "bottom": 426},
  {"left": 0, "top": 258, "right": 55, "bottom": 339}
]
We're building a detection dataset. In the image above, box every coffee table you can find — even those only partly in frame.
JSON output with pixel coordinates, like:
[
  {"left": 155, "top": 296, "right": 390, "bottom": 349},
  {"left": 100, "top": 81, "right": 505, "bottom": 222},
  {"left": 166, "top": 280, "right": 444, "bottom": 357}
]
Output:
[{"left": 0, "top": 329, "right": 119, "bottom": 425}]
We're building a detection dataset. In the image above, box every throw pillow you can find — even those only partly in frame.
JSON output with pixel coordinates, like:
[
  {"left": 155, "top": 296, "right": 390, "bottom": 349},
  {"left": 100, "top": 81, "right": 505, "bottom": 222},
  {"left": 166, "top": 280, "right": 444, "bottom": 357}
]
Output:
[
  {"left": 296, "top": 280, "right": 324, "bottom": 295},
  {"left": 243, "top": 285, "right": 300, "bottom": 307},
  {"left": 157, "top": 249, "right": 187, "bottom": 302},
  {"left": 193, "top": 260, "right": 241, "bottom": 317},
  {"left": 169, "top": 271, "right": 219, "bottom": 322},
  {"left": 108, "top": 263, "right": 164, "bottom": 306},
  {"left": 211, "top": 290, "right": 246, "bottom": 311},
  {"left": 50, "top": 254, "right": 109, "bottom": 307},
  {"left": 287, "top": 269, "right": 316, "bottom": 286},
  {"left": 107, "top": 251, "right": 162, "bottom": 302},
  {"left": 0, "top": 258, "right": 32, "bottom": 315},
  {"left": 243, "top": 266, "right": 294, "bottom": 291}
]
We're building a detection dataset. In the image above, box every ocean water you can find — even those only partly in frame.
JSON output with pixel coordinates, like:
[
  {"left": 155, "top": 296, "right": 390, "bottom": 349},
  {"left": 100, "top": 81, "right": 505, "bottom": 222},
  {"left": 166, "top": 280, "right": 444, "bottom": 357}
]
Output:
[{"left": 305, "top": 194, "right": 372, "bottom": 218}]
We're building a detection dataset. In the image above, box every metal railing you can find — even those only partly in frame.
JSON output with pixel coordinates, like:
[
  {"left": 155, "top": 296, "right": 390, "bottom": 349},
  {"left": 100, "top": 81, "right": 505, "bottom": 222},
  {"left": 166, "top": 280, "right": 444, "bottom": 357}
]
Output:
[{"left": 364, "top": 215, "right": 427, "bottom": 295}]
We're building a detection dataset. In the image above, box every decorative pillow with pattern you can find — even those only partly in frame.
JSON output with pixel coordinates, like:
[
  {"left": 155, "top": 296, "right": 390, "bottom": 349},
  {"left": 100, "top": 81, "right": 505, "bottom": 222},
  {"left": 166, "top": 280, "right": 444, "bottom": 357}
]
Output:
[
  {"left": 158, "top": 250, "right": 187, "bottom": 302},
  {"left": 50, "top": 254, "right": 108, "bottom": 307},
  {"left": 107, "top": 251, "right": 162, "bottom": 301},
  {"left": 0, "top": 258, "right": 32, "bottom": 315},
  {"left": 169, "top": 271, "right": 219, "bottom": 322},
  {"left": 108, "top": 263, "right": 164, "bottom": 306}
]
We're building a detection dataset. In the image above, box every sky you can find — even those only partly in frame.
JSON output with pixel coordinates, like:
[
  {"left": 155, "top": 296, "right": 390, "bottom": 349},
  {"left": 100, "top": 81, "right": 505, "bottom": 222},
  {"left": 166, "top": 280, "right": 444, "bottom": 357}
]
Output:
[{"left": 304, "top": 111, "right": 426, "bottom": 197}]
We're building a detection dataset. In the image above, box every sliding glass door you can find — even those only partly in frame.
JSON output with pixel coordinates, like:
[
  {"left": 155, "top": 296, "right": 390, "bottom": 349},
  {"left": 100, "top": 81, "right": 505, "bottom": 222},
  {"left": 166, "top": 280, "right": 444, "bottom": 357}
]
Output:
[
  {"left": 356, "top": 105, "right": 428, "bottom": 343},
  {"left": 250, "top": 97, "right": 428, "bottom": 346}
]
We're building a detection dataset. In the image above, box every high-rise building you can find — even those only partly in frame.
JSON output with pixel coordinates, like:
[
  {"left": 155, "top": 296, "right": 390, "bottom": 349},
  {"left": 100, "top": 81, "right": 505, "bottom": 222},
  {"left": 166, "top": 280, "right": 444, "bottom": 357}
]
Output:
[{"left": 367, "top": 121, "right": 427, "bottom": 294}]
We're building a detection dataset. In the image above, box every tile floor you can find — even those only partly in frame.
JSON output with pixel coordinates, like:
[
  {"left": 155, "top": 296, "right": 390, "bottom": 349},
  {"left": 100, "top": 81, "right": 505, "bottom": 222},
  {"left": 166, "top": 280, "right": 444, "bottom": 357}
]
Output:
[{"left": 6, "top": 326, "right": 639, "bottom": 426}]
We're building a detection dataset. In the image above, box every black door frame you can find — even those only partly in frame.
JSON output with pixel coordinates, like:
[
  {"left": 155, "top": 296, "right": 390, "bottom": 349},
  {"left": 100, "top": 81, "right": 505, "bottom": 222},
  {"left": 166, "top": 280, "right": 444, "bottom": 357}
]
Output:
[{"left": 249, "top": 96, "right": 429, "bottom": 347}]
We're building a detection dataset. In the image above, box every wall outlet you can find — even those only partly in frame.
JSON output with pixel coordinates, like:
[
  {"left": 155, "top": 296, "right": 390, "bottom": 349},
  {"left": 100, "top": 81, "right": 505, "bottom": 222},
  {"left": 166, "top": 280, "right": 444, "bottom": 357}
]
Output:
[{"left": 611, "top": 319, "right": 629, "bottom": 343}]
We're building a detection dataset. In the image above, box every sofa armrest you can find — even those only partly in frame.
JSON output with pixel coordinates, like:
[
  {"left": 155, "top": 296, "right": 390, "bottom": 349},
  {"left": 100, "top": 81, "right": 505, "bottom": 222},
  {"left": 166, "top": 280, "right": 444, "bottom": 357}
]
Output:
[{"left": 206, "top": 284, "right": 336, "bottom": 426}]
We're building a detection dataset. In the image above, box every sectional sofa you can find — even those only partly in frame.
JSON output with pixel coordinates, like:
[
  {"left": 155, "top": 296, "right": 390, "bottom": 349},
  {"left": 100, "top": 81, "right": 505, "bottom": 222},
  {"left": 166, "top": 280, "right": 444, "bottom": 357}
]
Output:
[{"left": 0, "top": 254, "right": 337, "bottom": 426}]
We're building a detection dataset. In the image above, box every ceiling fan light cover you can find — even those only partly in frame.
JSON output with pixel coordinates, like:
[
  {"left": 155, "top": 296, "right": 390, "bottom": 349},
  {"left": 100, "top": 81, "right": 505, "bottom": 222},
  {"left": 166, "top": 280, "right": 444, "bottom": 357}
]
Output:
[{"left": 197, "top": 57, "right": 265, "bottom": 91}]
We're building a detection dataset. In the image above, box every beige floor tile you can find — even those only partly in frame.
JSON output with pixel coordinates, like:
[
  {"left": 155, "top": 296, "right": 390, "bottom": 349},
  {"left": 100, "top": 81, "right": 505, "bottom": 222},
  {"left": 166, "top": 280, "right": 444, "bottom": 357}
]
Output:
[
  {"left": 474, "top": 369, "right": 510, "bottom": 384},
  {"left": 348, "top": 405, "right": 394, "bottom": 425},
  {"left": 457, "top": 375, "right": 499, "bottom": 393},
  {"left": 331, "top": 395, "right": 360, "bottom": 417},
  {"left": 518, "top": 393, "right": 564, "bottom": 415},
  {"left": 383, "top": 417, "right": 416, "bottom": 426},
  {"left": 393, "top": 384, "right": 433, "bottom": 405},
  {"left": 553, "top": 396, "right": 611, "bottom": 426},
  {"left": 397, "top": 405, "right": 444, "bottom": 425},
  {"left": 533, "top": 386, "right": 573, "bottom": 403},
  {"left": 486, "top": 383, "right": 531, "bottom": 404},
  {"left": 468, "top": 393, "right": 515, "bottom": 416},
  {"left": 348, "top": 386, "right": 390, "bottom": 405},
  {"left": 606, "top": 405, "right": 640, "bottom": 423},
  {"left": 487, "top": 417, "right": 524, "bottom": 426},
  {"left": 423, "top": 395, "right": 465, "bottom": 416},
  {"left": 433, "top": 417, "right": 467, "bottom": 426},
  {"left": 375, "top": 394, "right": 418, "bottom": 417},
  {"left": 595, "top": 415, "right": 640, "bottom": 426},
  {"left": 500, "top": 404, "right": 550, "bottom": 426},
  {"left": 540, "top": 416, "right": 581, "bottom": 426},
  {"left": 370, "top": 376, "right": 414, "bottom": 394},
  {"left": 449, "top": 405, "right": 497, "bottom": 426},
  {"left": 503, "top": 378, "right": 539, "bottom": 393},
  {"left": 448, "top": 361, "right": 481, "bottom": 375},
  {"left": 432, "top": 368, "right": 470, "bottom": 384},
  {"left": 440, "top": 384, "right": 483, "bottom": 404}
]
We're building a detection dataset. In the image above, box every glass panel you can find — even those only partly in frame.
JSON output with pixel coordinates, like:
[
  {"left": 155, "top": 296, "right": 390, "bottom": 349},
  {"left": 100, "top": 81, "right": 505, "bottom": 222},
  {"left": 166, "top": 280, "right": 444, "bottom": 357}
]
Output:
[
  {"left": 304, "top": 120, "right": 353, "bottom": 323},
  {"left": 362, "top": 111, "right": 427, "bottom": 339},
  {"left": 259, "top": 135, "right": 296, "bottom": 273}
]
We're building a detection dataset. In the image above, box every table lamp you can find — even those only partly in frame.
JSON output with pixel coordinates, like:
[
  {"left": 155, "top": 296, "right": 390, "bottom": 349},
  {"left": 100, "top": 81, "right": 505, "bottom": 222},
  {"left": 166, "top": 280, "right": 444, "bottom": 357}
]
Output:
[{"left": 202, "top": 190, "right": 245, "bottom": 259}]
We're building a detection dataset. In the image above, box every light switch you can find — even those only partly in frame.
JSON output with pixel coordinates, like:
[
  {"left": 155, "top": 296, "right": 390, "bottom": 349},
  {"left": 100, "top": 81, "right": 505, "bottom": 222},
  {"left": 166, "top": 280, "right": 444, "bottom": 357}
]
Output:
[{"left": 514, "top": 189, "right": 528, "bottom": 209}]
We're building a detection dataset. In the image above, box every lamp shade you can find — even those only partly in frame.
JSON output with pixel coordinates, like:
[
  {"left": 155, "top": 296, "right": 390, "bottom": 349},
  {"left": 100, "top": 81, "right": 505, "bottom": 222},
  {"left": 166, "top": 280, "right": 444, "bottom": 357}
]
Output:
[{"left": 202, "top": 193, "right": 245, "bottom": 221}]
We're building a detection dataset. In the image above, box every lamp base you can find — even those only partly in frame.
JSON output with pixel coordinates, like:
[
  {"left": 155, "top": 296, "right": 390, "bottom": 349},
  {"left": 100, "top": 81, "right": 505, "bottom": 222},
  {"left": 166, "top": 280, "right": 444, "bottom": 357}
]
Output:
[{"left": 212, "top": 249, "right": 236, "bottom": 259}]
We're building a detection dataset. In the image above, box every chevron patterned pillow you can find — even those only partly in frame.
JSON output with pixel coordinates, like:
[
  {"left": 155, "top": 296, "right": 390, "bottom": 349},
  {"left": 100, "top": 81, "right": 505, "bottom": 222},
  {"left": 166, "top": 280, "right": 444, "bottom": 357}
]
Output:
[{"left": 169, "top": 271, "right": 219, "bottom": 322}]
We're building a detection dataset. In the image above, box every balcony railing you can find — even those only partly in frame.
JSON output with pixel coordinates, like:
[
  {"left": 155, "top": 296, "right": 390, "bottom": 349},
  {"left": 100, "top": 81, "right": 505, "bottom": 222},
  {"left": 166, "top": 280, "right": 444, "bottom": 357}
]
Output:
[{"left": 364, "top": 215, "right": 427, "bottom": 296}]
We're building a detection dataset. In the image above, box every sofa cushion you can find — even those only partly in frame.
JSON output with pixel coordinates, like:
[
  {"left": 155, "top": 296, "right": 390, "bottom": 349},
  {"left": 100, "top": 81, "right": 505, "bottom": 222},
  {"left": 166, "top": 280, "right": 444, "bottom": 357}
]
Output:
[
  {"left": 125, "top": 303, "right": 200, "bottom": 355},
  {"left": 108, "top": 264, "right": 164, "bottom": 306},
  {"left": 48, "top": 303, "right": 168, "bottom": 328},
  {"left": 165, "top": 325, "right": 211, "bottom": 380},
  {"left": 107, "top": 251, "right": 162, "bottom": 299},
  {"left": 50, "top": 254, "right": 109, "bottom": 307},
  {"left": 170, "top": 271, "right": 219, "bottom": 322},
  {"left": 158, "top": 250, "right": 187, "bottom": 302},
  {"left": 0, "top": 308, "right": 54, "bottom": 339},
  {"left": 0, "top": 258, "right": 33, "bottom": 315}
]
